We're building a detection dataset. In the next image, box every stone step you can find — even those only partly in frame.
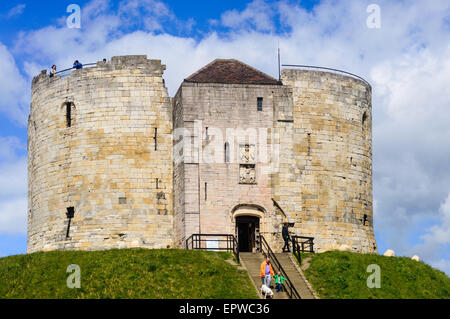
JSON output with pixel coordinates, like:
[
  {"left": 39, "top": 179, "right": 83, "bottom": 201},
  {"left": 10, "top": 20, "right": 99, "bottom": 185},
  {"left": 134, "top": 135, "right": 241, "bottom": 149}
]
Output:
[
  {"left": 239, "top": 252, "right": 316, "bottom": 299},
  {"left": 267, "top": 253, "right": 315, "bottom": 299},
  {"left": 240, "top": 253, "right": 290, "bottom": 300}
]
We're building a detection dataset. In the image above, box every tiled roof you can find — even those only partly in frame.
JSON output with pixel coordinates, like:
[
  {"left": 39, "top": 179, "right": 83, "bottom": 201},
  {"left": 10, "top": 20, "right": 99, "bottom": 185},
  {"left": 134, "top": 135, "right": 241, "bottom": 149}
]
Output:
[{"left": 185, "top": 59, "right": 280, "bottom": 85}]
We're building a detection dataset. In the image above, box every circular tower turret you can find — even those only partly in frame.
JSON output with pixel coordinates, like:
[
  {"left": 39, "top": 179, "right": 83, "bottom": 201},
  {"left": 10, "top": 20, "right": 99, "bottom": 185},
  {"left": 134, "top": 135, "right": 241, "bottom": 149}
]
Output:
[
  {"left": 28, "top": 55, "right": 173, "bottom": 252},
  {"left": 281, "top": 68, "right": 376, "bottom": 253}
]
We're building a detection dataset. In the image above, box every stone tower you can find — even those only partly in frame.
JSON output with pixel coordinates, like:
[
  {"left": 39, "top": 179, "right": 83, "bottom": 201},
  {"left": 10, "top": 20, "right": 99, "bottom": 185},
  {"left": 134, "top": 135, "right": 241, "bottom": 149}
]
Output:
[
  {"left": 27, "top": 56, "right": 173, "bottom": 252},
  {"left": 279, "top": 69, "right": 376, "bottom": 253},
  {"left": 28, "top": 56, "right": 376, "bottom": 254}
]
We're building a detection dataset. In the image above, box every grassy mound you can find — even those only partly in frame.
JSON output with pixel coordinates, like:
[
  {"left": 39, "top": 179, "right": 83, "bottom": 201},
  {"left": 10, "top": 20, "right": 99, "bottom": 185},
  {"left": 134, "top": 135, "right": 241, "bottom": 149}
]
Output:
[
  {"left": 0, "top": 249, "right": 258, "bottom": 299},
  {"left": 301, "top": 250, "right": 450, "bottom": 299}
]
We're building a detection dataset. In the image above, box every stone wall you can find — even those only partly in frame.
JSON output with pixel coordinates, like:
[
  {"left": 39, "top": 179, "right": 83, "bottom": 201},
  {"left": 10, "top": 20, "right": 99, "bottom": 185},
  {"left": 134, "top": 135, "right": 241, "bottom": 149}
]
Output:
[
  {"left": 173, "top": 82, "right": 291, "bottom": 249},
  {"left": 280, "top": 69, "right": 377, "bottom": 253},
  {"left": 28, "top": 55, "right": 174, "bottom": 252}
]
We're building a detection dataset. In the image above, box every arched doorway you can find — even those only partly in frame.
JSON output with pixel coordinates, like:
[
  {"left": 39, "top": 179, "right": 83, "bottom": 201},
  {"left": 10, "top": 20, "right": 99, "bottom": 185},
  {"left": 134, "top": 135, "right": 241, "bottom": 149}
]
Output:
[
  {"left": 236, "top": 216, "right": 260, "bottom": 252},
  {"left": 232, "top": 204, "right": 265, "bottom": 253}
]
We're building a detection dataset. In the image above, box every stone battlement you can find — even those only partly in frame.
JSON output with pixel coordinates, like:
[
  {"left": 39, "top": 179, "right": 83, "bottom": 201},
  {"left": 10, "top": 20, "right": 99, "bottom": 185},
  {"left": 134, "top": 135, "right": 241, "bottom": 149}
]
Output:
[
  {"left": 27, "top": 55, "right": 173, "bottom": 253},
  {"left": 282, "top": 68, "right": 371, "bottom": 93},
  {"left": 32, "top": 55, "right": 166, "bottom": 89}
]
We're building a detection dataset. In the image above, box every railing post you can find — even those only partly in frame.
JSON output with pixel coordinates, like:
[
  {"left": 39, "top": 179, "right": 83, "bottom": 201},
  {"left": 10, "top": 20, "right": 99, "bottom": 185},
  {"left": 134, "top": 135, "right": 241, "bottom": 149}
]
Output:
[
  {"left": 235, "top": 237, "right": 239, "bottom": 263},
  {"left": 233, "top": 236, "right": 235, "bottom": 253}
]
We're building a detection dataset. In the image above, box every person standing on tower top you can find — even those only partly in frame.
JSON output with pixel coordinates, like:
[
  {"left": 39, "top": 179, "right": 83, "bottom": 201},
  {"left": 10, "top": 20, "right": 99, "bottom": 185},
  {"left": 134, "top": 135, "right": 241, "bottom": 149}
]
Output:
[
  {"left": 73, "top": 60, "right": 83, "bottom": 69},
  {"left": 49, "top": 65, "right": 56, "bottom": 77}
]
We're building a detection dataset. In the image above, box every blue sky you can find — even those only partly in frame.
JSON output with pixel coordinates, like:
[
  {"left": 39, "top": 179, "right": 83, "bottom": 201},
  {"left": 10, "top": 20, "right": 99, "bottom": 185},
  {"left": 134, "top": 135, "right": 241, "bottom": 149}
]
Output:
[
  {"left": 0, "top": 0, "right": 317, "bottom": 41},
  {"left": 0, "top": 0, "right": 449, "bottom": 275}
]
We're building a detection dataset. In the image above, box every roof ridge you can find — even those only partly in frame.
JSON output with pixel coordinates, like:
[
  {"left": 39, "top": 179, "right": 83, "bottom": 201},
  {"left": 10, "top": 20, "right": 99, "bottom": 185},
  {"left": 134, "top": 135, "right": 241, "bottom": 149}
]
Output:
[
  {"left": 184, "top": 59, "right": 280, "bottom": 85},
  {"left": 228, "top": 59, "right": 279, "bottom": 83}
]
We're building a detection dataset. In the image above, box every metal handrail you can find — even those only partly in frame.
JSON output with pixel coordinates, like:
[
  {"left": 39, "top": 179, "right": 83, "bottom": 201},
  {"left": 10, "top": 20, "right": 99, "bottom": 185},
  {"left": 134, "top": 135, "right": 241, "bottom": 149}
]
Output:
[
  {"left": 282, "top": 64, "right": 370, "bottom": 86},
  {"left": 259, "top": 235, "right": 301, "bottom": 299},
  {"left": 292, "top": 236, "right": 315, "bottom": 266},
  {"left": 185, "top": 233, "right": 239, "bottom": 263}
]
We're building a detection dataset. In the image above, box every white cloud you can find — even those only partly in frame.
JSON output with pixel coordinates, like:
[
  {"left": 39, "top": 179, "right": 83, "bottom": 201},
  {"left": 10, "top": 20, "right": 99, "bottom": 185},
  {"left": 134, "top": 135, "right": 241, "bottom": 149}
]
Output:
[
  {"left": 370, "top": 46, "right": 450, "bottom": 269},
  {"left": 0, "top": 136, "right": 25, "bottom": 161},
  {"left": 0, "top": 137, "right": 27, "bottom": 235},
  {"left": 0, "top": 197, "right": 27, "bottom": 234},
  {"left": 220, "top": 0, "right": 276, "bottom": 32},
  {"left": 418, "top": 194, "right": 450, "bottom": 247},
  {"left": 117, "top": 0, "right": 195, "bottom": 33},
  {"left": 6, "top": 4, "right": 26, "bottom": 18},
  {"left": 410, "top": 195, "right": 450, "bottom": 274},
  {"left": 0, "top": 160, "right": 27, "bottom": 197},
  {"left": 0, "top": 43, "right": 29, "bottom": 125}
]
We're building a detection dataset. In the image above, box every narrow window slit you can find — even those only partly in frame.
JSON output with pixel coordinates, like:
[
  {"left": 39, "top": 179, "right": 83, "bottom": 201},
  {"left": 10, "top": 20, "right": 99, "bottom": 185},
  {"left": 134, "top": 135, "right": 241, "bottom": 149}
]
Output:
[
  {"left": 224, "top": 142, "right": 230, "bottom": 163},
  {"left": 362, "top": 112, "right": 368, "bottom": 130},
  {"left": 65, "top": 207, "right": 75, "bottom": 239},
  {"left": 307, "top": 133, "right": 311, "bottom": 156},
  {"left": 66, "top": 102, "right": 72, "bottom": 127}
]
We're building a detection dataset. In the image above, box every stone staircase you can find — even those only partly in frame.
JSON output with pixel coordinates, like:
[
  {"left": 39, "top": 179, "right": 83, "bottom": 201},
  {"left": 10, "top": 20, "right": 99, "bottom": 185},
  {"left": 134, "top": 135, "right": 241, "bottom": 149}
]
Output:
[
  {"left": 240, "top": 252, "right": 289, "bottom": 299},
  {"left": 240, "top": 252, "right": 316, "bottom": 299},
  {"left": 274, "top": 253, "right": 316, "bottom": 299}
]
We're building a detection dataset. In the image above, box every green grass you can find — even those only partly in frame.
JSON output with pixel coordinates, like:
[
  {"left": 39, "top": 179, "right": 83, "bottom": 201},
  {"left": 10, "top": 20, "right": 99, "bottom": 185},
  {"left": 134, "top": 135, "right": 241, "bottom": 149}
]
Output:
[
  {"left": 301, "top": 251, "right": 450, "bottom": 299},
  {"left": 0, "top": 249, "right": 258, "bottom": 299}
]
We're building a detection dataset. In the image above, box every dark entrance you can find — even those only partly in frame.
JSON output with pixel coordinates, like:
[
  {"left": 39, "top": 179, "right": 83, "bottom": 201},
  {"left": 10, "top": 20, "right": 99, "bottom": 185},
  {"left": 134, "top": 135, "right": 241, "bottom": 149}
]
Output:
[{"left": 236, "top": 216, "right": 260, "bottom": 252}]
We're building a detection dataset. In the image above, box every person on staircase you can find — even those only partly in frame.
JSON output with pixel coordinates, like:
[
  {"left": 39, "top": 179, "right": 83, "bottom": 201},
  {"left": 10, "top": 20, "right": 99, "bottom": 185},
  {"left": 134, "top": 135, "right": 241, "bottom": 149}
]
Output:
[
  {"left": 274, "top": 271, "right": 285, "bottom": 292},
  {"left": 260, "top": 257, "right": 274, "bottom": 287},
  {"left": 282, "top": 223, "right": 291, "bottom": 252}
]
